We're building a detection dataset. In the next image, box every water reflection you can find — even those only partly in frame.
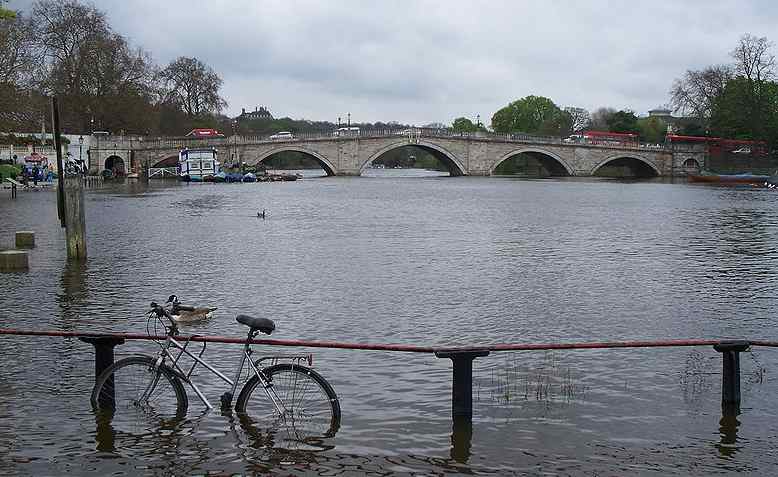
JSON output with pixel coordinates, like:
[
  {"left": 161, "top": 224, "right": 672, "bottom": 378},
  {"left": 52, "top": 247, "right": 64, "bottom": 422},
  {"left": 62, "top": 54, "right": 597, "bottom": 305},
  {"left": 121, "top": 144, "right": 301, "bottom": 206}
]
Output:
[
  {"left": 450, "top": 417, "right": 473, "bottom": 464},
  {"left": 58, "top": 260, "right": 88, "bottom": 328},
  {"left": 716, "top": 413, "right": 741, "bottom": 458}
]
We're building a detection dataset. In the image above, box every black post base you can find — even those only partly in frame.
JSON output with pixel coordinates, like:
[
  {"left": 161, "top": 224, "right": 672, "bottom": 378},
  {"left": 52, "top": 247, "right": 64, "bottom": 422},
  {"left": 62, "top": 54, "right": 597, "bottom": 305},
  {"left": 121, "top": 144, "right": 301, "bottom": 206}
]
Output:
[{"left": 436, "top": 349, "right": 490, "bottom": 419}]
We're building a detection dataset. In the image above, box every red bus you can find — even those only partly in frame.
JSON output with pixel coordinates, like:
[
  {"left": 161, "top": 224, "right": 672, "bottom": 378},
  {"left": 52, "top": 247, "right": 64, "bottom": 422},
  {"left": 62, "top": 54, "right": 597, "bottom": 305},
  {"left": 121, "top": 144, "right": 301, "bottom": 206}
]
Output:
[
  {"left": 666, "top": 135, "right": 768, "bottom": 156},
  {"left": 581, "top": 130, "right": 639, "bottom": 146}
]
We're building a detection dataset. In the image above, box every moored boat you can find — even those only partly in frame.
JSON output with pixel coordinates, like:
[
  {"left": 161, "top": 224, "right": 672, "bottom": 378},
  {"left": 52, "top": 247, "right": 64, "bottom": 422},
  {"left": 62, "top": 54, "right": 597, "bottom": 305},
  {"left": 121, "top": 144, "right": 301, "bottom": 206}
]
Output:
[
  {"left": 178, "top": 148, "right": 220, "bottom": 181},
  {"left": 688, "top": 171, "right": 773, "bottom": 183}
]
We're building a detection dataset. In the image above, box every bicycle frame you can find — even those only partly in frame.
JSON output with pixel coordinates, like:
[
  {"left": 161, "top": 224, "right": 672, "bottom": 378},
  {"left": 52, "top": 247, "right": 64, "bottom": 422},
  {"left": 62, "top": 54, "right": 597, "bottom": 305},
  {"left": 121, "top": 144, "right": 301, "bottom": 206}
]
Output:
[{"left": 154, "top": 335, "right": 287, "bottom": 414}]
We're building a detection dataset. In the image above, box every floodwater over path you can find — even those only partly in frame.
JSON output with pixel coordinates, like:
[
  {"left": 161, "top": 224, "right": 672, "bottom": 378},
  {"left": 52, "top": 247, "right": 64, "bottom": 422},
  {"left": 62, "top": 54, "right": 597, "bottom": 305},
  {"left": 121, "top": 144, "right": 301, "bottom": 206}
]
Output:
[{"left": 2, "top": 171, "right": 778, "bottom": 475}]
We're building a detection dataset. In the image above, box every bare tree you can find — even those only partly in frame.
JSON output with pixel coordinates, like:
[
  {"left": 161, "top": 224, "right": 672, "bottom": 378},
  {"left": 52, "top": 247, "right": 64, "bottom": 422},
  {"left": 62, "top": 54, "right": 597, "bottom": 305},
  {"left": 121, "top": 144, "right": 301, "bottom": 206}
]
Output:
[
  {"left": 731, "top": 33, "right": 775, "bottom": 83},
  {"left": 729, "top": 33, "right": 776, "bottom": 137},
  {"left": 160, "top": 57, "right": 227, "bottom": 117},
  {"left": 589, "top": 107, "right": 616, "bottom": 130},
  {"left": 669, "top": 65, "right": 732, "bottom": 124},
  {"left": 0, "top": 13, "right": 38, "bottom": 86},
  {"left": 564, "top": 106, "right": 590, "bottom": 133},
  {"left": 32, "top": 0, "right": 111, "bottom": 93}
]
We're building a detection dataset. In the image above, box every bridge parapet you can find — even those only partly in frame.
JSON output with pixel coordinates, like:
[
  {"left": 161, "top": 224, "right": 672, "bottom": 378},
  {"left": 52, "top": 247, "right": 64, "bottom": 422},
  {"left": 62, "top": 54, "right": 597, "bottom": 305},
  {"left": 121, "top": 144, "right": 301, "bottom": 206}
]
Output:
[{"left": 87, "top": 129, "right": 705, "bottom": 178}]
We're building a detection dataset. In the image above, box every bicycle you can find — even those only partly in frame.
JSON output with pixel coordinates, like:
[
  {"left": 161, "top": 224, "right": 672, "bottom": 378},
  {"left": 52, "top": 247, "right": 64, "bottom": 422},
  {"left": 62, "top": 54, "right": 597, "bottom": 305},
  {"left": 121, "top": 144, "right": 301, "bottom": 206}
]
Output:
[{"left": 90, "top": 298, "right": 341, "bottom": 440}]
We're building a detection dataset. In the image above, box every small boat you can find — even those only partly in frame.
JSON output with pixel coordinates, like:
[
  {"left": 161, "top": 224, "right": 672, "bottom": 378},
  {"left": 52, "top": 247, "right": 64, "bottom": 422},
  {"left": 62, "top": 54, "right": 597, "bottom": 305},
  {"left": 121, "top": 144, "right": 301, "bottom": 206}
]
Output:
[
  {"left": 225, "top": 172, "right": 243, "bottom": 183},
  {"left": 213, "top": 172, "right": 226, "bottom": 183},
  {"left": 243, "top": 172, "right": 257, "bottom": 182},
  {"left": 688, "top": 171, "right": 773, "bottom": 183}
]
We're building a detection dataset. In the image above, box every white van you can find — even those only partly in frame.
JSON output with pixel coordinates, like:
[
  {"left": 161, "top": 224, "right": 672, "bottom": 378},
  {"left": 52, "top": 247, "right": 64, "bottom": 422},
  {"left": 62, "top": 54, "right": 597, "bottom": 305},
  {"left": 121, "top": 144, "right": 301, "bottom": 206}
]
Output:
[
  {"left": 269, "top": 131, "right": 294, "bottom": 140},
  {"left": 332, "top": 127, "right": 360, "bottom": 137}
]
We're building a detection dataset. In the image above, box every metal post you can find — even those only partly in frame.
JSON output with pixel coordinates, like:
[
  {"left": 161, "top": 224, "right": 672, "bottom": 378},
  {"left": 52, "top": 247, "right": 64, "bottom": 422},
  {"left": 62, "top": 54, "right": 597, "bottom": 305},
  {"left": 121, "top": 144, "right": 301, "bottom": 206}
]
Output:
[
  {"left": 78, "top": 336, "right": 125, "bottom": 407},
  {"left": 435, "top": 349, "right": 489, "bottom": 419},
  {"left": 713, "top": 340, "right": 750, "bottom": 415}
]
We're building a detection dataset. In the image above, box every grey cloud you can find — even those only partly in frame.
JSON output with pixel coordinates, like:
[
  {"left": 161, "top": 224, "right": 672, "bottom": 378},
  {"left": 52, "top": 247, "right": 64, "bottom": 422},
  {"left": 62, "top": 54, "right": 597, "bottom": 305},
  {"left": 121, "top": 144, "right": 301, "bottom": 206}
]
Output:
[{"left": 8, "top": 0, "right": 778, "bottom": 125}]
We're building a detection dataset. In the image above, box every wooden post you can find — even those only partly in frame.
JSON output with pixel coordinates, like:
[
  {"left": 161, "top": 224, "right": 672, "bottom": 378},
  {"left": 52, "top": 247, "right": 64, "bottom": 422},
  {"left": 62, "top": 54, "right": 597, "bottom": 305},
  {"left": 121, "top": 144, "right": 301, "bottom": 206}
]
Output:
[{"left": 64, "top": 177, "right": 87, "bottom": 260}]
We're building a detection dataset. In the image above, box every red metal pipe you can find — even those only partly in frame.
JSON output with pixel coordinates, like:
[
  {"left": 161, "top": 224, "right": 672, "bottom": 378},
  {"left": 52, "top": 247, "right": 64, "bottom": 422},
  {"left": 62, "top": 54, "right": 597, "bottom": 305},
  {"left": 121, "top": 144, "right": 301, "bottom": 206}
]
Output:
[{"left": 0, "top": 328, "right": 773, "bottom": 352}]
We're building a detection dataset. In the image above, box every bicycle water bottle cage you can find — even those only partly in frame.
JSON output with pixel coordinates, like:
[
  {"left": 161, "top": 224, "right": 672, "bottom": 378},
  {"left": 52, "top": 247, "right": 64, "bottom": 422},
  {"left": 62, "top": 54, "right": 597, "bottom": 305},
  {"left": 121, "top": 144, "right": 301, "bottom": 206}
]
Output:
[{"left": 236, "top": 314, "right": 275, "bottom": 335}]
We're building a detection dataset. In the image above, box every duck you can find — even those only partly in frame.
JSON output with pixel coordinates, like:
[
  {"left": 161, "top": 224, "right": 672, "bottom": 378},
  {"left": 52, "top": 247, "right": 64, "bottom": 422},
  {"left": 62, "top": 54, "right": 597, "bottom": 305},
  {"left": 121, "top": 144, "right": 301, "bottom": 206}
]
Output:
[
  {"left": 165, "top": 294, "right": 217, "bottom": 323},
  {"left": 257, "top": 209, "right": 266, "bottom": 219}
]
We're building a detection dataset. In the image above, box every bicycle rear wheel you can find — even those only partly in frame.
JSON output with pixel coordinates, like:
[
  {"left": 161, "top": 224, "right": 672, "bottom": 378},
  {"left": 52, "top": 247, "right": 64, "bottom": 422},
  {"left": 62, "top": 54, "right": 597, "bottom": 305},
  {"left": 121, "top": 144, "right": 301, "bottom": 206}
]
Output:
[
  {"left": 91, "top": 356, "right": 188, "bottom": 434},
  {"left": 235, "top": 363, "right": 340, "bottom": 440}
]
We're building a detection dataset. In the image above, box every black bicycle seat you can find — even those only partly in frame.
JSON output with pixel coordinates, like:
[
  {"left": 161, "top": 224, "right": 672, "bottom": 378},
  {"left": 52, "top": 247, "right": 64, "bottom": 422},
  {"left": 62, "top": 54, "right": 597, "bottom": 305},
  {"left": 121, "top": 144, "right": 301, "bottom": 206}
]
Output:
[{"left": 236, "top": 314, "right": 275, "bottom": 335}]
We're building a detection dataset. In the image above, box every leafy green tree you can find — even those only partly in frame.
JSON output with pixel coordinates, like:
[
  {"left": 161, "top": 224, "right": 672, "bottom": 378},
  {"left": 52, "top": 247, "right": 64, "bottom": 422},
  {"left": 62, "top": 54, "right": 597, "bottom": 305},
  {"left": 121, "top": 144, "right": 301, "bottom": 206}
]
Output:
[
  {"left": 0, "top": 0, "right": 15, "bottom": 19},
  {"left": 491, "top": 95, "right": 569, "bottom": 136},
  {"left": 451, "top": 117, "right": 478, "bottom": 133},
  {"left": 637, "top": 116, "right": 667, "bottom": 143},
  {"left": 710, "top": 77, "right": 778, "bottom": 143},
  {"left": 605, "top": 110, "right": 639, "bottom": 134}
]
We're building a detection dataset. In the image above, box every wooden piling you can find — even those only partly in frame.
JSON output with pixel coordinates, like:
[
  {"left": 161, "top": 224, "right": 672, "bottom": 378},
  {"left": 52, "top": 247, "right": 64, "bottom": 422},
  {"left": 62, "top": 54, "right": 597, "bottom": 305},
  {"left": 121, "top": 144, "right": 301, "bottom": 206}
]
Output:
[
  {"left": 0, "top": 250, "right": 29, "bottom": 271},
  {"left": 15, "top": 231, "right": 35, "bottom": 248},
  {"left": 64, "top": 177, "right": 87, "bottom": 260}
]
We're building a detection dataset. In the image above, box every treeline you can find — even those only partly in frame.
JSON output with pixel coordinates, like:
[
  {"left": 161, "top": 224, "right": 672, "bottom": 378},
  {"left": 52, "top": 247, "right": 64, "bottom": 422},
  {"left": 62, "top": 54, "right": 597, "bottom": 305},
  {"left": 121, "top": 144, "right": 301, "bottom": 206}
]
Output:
[
  {"left": 0, "top": 0, "right": 229, "bottom": 136},
  {"left": 452, "top": 34, "right": 778, "bottom": 148}
]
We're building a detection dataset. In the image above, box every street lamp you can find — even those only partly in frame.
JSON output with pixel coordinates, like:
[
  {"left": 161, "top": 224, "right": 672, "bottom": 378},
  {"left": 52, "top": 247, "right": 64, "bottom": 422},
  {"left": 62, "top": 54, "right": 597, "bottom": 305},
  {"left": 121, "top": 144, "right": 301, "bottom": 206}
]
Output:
[
  {"left": 476, "top": 114, "right": 481, "bottom": 128},
  {"left": 78, "top": 135, "right": 83, "bottom": 161},
  {"left": 347, "top": 113, "right": 351, "bottom": 127},
  {"left": 338, "top": 117, "right": 341, "bottom": 127}
]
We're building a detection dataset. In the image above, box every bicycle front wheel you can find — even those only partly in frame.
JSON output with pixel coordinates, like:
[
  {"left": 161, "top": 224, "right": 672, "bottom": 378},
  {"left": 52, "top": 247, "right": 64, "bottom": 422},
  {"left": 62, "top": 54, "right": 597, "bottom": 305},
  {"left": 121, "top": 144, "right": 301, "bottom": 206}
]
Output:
[
  {"left": 91, "top": 356, "right": 188, "bottom": 434},
  {"left": 236, "top": 363, "right": 340, "bottom": 439}
]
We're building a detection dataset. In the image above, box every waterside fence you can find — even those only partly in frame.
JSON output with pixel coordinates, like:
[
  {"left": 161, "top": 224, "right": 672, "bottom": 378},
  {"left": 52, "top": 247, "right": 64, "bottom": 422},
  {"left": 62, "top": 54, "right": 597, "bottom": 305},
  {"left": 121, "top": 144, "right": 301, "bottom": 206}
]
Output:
[{"left": 0, "top": 328, "right": 773, "bottom": 420}]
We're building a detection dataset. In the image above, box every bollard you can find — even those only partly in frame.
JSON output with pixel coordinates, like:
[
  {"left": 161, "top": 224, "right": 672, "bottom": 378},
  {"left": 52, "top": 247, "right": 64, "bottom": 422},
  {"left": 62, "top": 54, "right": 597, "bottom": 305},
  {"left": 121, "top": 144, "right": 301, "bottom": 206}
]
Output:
[
  {"left": 435, "top": 349, "right": 490, "bottom": 419},
  {"left": 79, "top": 336, "right": 125, "bottom": 407},
  {"left": 0, "top": 250, "right": 29, "bottom": 271},
  {"left": 15, "top": 231, "right": 35, "bottom": 248},
  {"left": 11, "top": 182, "right": 16, "bottom": 198},
  {"left": 713, "top": 340, "right": 750, "bottom": 415}
]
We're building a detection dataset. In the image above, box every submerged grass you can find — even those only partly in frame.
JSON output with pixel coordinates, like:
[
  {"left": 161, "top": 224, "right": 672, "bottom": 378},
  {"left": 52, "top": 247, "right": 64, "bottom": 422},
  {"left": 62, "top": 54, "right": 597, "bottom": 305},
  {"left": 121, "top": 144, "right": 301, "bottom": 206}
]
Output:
[{"left": 474, "top": 351, "right": 588, "bottom": 408}]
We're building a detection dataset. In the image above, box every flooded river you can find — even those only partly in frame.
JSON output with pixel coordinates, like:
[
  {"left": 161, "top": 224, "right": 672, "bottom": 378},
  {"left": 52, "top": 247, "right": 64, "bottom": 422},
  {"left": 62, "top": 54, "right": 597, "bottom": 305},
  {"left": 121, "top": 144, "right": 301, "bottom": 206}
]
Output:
[{"left": 2, "top": 171, "right": 778, "bottom": 475}]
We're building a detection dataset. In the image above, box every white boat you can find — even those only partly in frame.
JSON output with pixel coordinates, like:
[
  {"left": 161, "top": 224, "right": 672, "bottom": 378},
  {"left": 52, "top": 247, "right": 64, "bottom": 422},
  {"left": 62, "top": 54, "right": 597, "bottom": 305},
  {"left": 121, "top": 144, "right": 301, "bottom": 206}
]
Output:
[{"left": 178, "top": 148, "right": 220, "bottom": 181}]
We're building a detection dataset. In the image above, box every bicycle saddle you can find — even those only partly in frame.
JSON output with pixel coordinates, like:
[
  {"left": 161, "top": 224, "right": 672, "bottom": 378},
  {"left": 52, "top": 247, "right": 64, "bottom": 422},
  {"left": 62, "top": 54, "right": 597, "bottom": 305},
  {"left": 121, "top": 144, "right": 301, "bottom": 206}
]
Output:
[{"left": 236, "top": 314, "right": 275, "bottom": 335}]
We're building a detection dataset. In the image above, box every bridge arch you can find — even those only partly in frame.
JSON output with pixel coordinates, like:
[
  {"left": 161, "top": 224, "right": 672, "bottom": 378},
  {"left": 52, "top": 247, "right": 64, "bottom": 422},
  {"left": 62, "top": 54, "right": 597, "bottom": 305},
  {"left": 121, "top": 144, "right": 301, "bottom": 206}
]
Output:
[
  {"left": 591, "top": 154, "right": 660, "bottom": 177},
  {"left": 253, "top": 146, "right": 337, "bottom": 176},
  {"left": 104, "top": 155, "right": 126, "bottom": 176},
  {"left": 490, "top": 148, "right": 573, "bottom": 176},
  {"left": 150, "top": 154, "right": 179, "bottom": 169},
  {"left": 362, "top": 140, "right": 466, "bottom": 176}
]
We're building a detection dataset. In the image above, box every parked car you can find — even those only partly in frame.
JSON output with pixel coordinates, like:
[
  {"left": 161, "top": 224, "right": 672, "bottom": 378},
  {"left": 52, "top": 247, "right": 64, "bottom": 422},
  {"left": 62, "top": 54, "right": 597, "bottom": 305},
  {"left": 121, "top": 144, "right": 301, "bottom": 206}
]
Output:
[{"left": 269, "top": 131, "right": 295, "bottom": 140}]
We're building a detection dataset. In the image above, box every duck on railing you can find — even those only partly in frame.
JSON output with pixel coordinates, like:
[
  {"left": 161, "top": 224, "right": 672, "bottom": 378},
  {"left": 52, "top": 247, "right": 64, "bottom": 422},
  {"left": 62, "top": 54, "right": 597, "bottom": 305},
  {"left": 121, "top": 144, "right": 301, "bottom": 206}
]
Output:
[{"left": 165, "top": 295, "right": 217, "bottom": 322}]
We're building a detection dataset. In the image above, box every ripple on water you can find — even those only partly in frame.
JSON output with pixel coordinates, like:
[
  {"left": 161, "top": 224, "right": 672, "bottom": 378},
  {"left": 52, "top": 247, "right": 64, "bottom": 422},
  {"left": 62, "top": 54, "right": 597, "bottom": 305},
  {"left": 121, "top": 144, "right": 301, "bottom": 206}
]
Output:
[{"left": 1, "top": 177, "right": 778, "bottom": 474}]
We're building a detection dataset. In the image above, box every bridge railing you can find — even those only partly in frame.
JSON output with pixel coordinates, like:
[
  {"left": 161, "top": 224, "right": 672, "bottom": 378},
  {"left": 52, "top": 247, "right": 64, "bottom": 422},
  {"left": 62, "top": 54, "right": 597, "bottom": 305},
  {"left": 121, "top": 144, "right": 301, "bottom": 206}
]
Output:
[{"left": 96, "top": 129, "right": 682, "bottom": 154}]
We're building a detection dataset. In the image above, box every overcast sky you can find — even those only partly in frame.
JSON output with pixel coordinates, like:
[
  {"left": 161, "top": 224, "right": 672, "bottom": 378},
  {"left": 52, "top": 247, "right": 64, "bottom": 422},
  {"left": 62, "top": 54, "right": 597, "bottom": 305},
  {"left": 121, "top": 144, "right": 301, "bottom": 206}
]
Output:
[{"left": 9, "top": 0, "right": 778, "bottom": 126}]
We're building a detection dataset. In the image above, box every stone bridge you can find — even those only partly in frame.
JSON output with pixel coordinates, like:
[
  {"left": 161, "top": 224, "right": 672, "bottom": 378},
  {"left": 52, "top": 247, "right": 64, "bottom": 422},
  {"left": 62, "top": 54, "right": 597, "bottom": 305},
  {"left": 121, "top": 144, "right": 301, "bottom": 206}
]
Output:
[{"left": 87, "top": 130, "right": 706, "bottom": 178}]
